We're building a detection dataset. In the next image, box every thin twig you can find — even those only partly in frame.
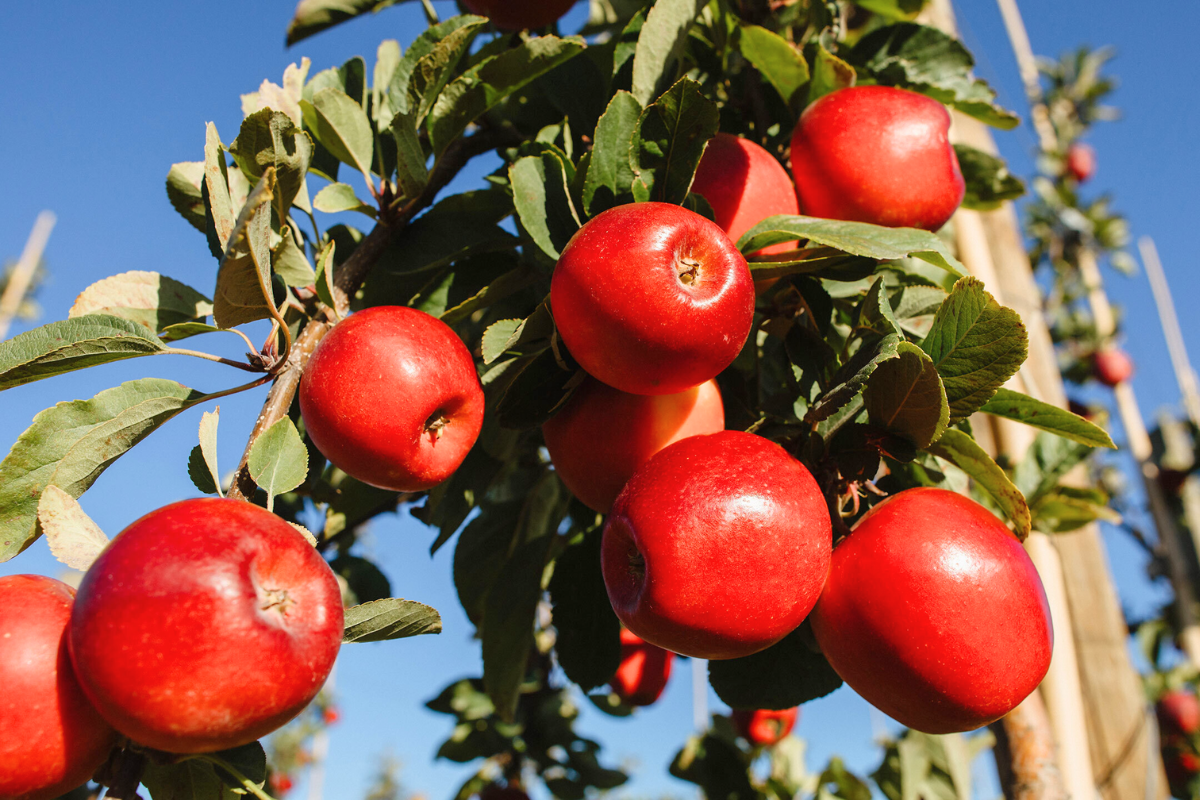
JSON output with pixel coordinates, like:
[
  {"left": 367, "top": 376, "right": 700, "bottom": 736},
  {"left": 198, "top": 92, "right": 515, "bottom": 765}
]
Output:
[{"left": 163, "top": 347, "right": 267, "bottom": 372}]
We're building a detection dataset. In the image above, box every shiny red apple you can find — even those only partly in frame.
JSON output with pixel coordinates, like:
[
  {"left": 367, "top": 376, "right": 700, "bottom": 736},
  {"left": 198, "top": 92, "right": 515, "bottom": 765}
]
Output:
[
  {"left": 543, "top": 377, "right": 724, "bottom": 513},
  {"left": 0, "top": 575, "right": 117, "bottom": 800},
  {"left": 69, "top": 498, "right": 344, "bottom": 753},
  {"left": 812, "top": 487, "right": 1053, "bottom": 734},
  {"left": 461, "top": 0, "right": 577, "bottom": 30},
  {"left": 1092, "top": 348, "right": 1133, "bottom": 387},
  {"left": 551, "top": 202, "right": 755, "bottom": 396},
  {"left": 602, "top": 430, "right": 832, "bottom": 659},
  {"left": 692, "top": 133, "right": 800, "bottom": 254},
  {"left": 1066, "top": 142, "right": 1096, "bottom": 182},
  {"left": 300, "top": 305, "right": 484, "bottom": 492},
  {"left": 731, "top": 707, "right": 799, "bottom": 747},
  {"left": 610, "top": 628, "right": 675, "bottom": 707},
  {"left": 790, "top": 85, "right": 965, "bottom": 231}
]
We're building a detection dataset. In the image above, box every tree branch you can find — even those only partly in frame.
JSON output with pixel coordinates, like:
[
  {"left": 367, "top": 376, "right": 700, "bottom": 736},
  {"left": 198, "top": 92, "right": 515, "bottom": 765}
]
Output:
[{"left": 227, "top": 125, "right": 518, "bottom": 501}]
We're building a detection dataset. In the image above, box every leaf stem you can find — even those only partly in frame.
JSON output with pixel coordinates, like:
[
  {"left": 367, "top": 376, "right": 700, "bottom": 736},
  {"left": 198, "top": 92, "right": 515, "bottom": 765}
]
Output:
[{"left": 163, "top": 347, "right": 266, "bottom": 373}]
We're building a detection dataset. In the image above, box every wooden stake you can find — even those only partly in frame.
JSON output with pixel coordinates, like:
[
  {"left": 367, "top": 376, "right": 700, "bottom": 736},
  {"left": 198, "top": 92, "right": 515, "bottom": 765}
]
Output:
[
  {"left": 0, "top": 211, "right": 55, "bottom": 341},
  {"left": 1139, "top": 236, "right": 1200, "bottom": 428}
]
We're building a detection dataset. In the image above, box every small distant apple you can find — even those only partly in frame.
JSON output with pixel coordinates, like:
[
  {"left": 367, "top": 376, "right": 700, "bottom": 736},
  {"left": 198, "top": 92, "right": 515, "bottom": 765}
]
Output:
[
  {"left": 790, "top": 86, "right": 965, "bottom": 231},
  {"left": 610, "top": 628, "right": 674, "bottom": 707},
  {"left": 1092, "top": 348, "right": 1133, "bottom": 387},
  {"left": 602, "top": 430, "right": 831, "bottom": 660},
  {"left": 543, "top": 377, "right": 724, "bottom": 513},
  {"left": 1066, "top": 142, "right": 1096, "bottom": 183},
  {"left": 732, "top": 707, "right": 799, "bottom": 747},
  {"left": 1159, "top": 690, "right": 1200, "bottom": 737},
  {"left": 552, "top": 203, "right": 755, "bottom": 396}
]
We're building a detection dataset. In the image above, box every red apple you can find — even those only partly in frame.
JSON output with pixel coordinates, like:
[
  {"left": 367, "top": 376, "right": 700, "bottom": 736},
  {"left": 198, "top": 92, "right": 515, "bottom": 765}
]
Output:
[
  {"left": 602, "top": 430, "right": 831, "bottom": 659},
  {"left": 270, "top": 774, "right": 295, "bottom": 796},
  {"left": 300, "top": 305, "right": 484, "bottom": 492},
  {"left": 1092, "top": 348, "right": 1133, "bottom": 387},
  {"left": 1164, "top": 748, "right": 1200, "bottom": 799},
  {"left": 610, "top": 628, "right": 675, "bottom": 707},
  {"left": 69, "top": 498, "right": 344, "bottom": 754},
  {"left": 552, "top": 203, "right": 754, "bottom": 396},
  {"left": 790, "top": 86, "right": 965, "bottom": 231},
  {"left": 692, "top": 133, "right": 800, "bottom": 255},
  {"left": 461, "top": 0, "right": 577, "bottom": 30},
  {"left": 0, "top": 575, "right": 116, "bottom": 800},
  {"left": 322, "top": 706, "right": 341, "bottom": 726},
  {"left": 1159, "top": 691, "right": 1200, "bottom": 737},
  {"left": 811, "top": 488, "right": 1053, "bottom": 734},
  {"left": 1066, "top": 142, "right": 1096, "bottom": 183},
  {"left": 543, "top": 377, "right": 724, "bottom": 513},
  {"left": 731, "top": 707, "right": 799, "bottom": 747}
]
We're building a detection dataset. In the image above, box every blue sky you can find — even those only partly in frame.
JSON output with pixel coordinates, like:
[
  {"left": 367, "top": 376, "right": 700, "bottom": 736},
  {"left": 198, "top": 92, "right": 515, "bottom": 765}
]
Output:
[{"left": 1, "top": 1, "right": 1197, "bottom": 797}]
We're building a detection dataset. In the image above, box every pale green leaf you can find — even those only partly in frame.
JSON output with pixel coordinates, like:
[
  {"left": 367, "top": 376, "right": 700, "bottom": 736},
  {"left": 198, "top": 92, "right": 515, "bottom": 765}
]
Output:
[
  {"left": 631, "top": 0, "right": 706, "bottom": 105},
  {"left": 343, "top": 597, "right": 443, "bottom": 642},
  {"left": 312, "top": 182, "right": 377, "bottom": 217},
  {"left": 247, "top": 417, "right": 308, "bottom": 511},
  {"left": 0, "top": 315, "right": 167, "bottom": 392},
  {"left": 37, "top": 485, "right": 109, "bottom": 572},
  {"left": 273, "top": 226, "right": 317, "bottom": 287},
  {"left": 928, "top": 428, "right": 1031, "bottom": 538},
  {"left": 981, "top": 388, "right": 1114, "bottom": 449},
  {"left": 69, "top": 271, "right": 213, "bottom": 334},
  {"left": 213, "top": 169, "right": 277, "bottom": 329}
]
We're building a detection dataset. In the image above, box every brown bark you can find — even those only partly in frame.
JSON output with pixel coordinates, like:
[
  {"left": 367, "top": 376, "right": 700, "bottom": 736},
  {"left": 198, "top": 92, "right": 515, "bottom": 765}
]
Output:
[{"left": 991, "top": 691, "right": 1068, "bottom": 800}]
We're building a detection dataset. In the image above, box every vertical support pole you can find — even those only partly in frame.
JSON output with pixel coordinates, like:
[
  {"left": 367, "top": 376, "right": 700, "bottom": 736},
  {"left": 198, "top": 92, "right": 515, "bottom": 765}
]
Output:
[{"left": 0, "top": 211, "right": 55, "bottom": 341}]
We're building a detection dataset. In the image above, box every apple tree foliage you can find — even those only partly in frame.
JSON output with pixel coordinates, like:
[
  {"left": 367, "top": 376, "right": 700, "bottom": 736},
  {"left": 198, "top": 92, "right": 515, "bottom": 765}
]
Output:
[{"left": 0, "top": 0, "right": 1125, "bottom": 797}]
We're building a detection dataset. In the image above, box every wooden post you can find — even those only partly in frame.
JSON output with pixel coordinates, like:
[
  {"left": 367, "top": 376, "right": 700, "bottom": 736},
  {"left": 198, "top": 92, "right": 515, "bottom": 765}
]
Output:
[{"left": 0, "top": 211, "right": 55, "bottom": 341}]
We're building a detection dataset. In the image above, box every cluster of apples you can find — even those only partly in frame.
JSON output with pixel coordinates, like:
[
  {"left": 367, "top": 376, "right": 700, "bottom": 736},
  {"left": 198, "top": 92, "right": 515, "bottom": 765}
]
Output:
[
  {"left": 1159, "top": 689, "right": 1200, "bottom": 798},
  {"left": 0, "top": 500, "right": 343, "bottom": 799}
]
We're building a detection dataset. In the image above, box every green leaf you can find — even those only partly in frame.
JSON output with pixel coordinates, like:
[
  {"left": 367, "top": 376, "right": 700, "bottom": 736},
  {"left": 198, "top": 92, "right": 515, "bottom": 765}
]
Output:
[
  {"left": 343, "top": 597, "right": 443, "bottom": 642},
  {"left": 372, "top": 39, "right": 403, "bottom": 125},
  {"left": 390, "top": 109, "right": 429, "bottom": 200},
  {"left": 1012, "top": 432, "right": 1092, "bottom": 504},
  {"left": 196, "top": 407, "right": 222, "bottom": 497},
  {"left": 454, "top": 503, "right": 522, "bottom": 625},
  {"left": 228, "top": 109, "right": 313, "bottom": 215},
  {"left": 1031, "top": 486, "right": 1120, "bottom": 534},
  {"left": 0, "top": 378, "right": 209, "bottom": 561},
  {"left": 440, "top": 266, "right": 540, "bottom": 326},
  {"left": 286, "top": 0, "right": 412, "bottom": 45},
  {"left": 247, "top": 417, "right": 308, "bottom": 511},
  {"left": 630, "top": 0, "right": 705, "bottom": 105},
  {"left": 633, "top": 77, "right": 721, "bottom": 205},
  {"left": 853, "top": 0, "right": 927, "bottom": 19},
  {"left": 188, "top": 445, "right": 219, "bottom": 495},
  {"left": 166, "top": 161, "right": 206, "bottom": 232},
  {"left": 510, "top": 154, "right": 581, "bottom": 260},
  {"left": 301, "top": 87, "right": 375, "bottom": 179},
  {"left": 919, "top": 277, "right": 1028, "bottom": 422},
  {"left": 314, "top": 239, "right": 337, "bottom": 311},
  {"left": 480, "top": 304, "right": 556, "bottom": 365},
  {"left": 482, "top": 475, "right": 564, "bottom": 721},
  {"left": 708, "top": 625, "right": 843, "bottom": 709},
  {"left": 312, "top": 182, "right": 377, "bottom": 217},
  {"left": 848, "top": 23, "right": 1018, "bottom": 129},
  {"left": 142, "top": 759, "right": 231, "bottom": 800},
  {"left": 406, "top": 20, "right": 486, "bottom": 124},
  {"left": 954, "top": 144, "right": 1025, "bottom": 210},
  {"left": 583, "top": 91, "right": 643, "bottom": 215},
  {"left": 550, "top": 529, "right": 622, "bottom": 692},
  {"left": 69, "top": 271, "right": 213, "bottom": 334},
  {"left": 160, "top": 322, "right": 220, "bottom": 342},
  {"left": 739, "top": 215, "right": 966, "bottom": 277},
  {"left": 496, "top": 349, "right": 585, "bottom": 429},
  {"left": 0, "top": 315, "right": 167, "bottom": 392},
  {"left": 928, "top": 428, "right": 1031, "bottom": 538},
  {"left": 981, "top": 388, "right": 1114, "bottom": 449},
  {"left": 273, "top": 226, "right": 317, "bottom": 287},
  {"left": 737, "top": 25, "right": 809, "bottom": 107},
  {"left": 807, "top": 332, "right": 902, "bottom": 423},
  {"left": 809, "top": 44, "right": 856, "bottom": 104},
  {"left": 202, "top": 123, "right": 235, "bottom": 258},
  {"left": 213, "top": 169, "right": 277, "bottom": 329},
  {"left": 389, "top": 15, "right": 488, "bottom": 116},
  {"left": 428, "top": 35, "right": 586, "bottom": 156},
  {"left": 330, "top": 554, "right": 392, "bottom": 605},
  {"left": 865, "top": 342, "right": 949, "bottom": 449},
  {"left": 209, "top": 742, "right": 268, "bottom": 789},
  {"left": 670, "top": 733, "right": 760, "bottom": 800}
]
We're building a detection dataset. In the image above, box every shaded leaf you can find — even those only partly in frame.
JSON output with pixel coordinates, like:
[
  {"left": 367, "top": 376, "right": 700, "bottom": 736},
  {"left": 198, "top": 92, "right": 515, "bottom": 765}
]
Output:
[
  {"left": 0, "top": 379, "right": 209, "bottom": 561},
  {"left": 864, "top": 342, "right": 949, "bottom": 449},
  {"left": 273, "top": 226, "right": 317, "bottom": 287},
  {"left": 809, "top": 44, "right": 856, "bottom": 104},
  {"left": 928, "top": 428, "right": 1031, "bottom": 538},
  {"left": 286, "top": 0, "right": 412, "bottom": 45},
  {"left": 0, "top": 315, "right": 167, "bottom": 392},
  {"left": 343, "top": 597, "right": 442, "bottom": 642},
  {"left": 510, "top": 154, "right": 580, "bottom": 260},
  {"left": 196, "top": 408, "right": 222, "bottom": 497},
  {"left": 166, "top": 161, "right": 206, "bottom": 232},
  {"left": 301, "top": 87, "right": 374, "bottom": 179},
  {"left": 550, "top": 529, "right": 622, "bottom": 692},
  {"left": 313, "top": 182, "right": 377, "bottom": 217},
  {"left": 955, "top": 144, "right": 1024, "bottom": 210},
  {"left": 188, "top": 445, "right": 219, "bottom": 495},
  {"left": 330, "top": 554, "right": 392, "bottom": 605},
  {"left": 583, "top": 91, "right": 643, "bottom": 214},
  {"left": 406, "top": 20, "right": 486, "bottom": 124},
  {"left": 203, "top": 123, "right": 235, "bottom": 259},
  {"left": 428, "top": 35, "right": 586, "bottom": 156},
  {"left": 708, "top": 625, "right": 843, "bottom": 709},
  {"left": 228, "top": 109, "right": 313, "bottom": 214},
  {"left": 633, "top": 77, "right": 720, "bottom": 205},
  {"left": 807, "top": 332, "right": 902, "bottom": 423},
  {"left": 37, "top": 485, "right": 109, "bottom": 572},
  {"left": 390, "top": 109, "right": 429, "bottom": 200},
  {"left": 213, "top": 169, "right": 277, "bottom": 329}
]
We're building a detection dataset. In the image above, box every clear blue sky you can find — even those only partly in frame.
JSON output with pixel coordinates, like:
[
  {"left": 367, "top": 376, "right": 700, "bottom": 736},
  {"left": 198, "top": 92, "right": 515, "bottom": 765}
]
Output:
[{"left": 1, "top": 1, "right": 1197, "bottom": 797}]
